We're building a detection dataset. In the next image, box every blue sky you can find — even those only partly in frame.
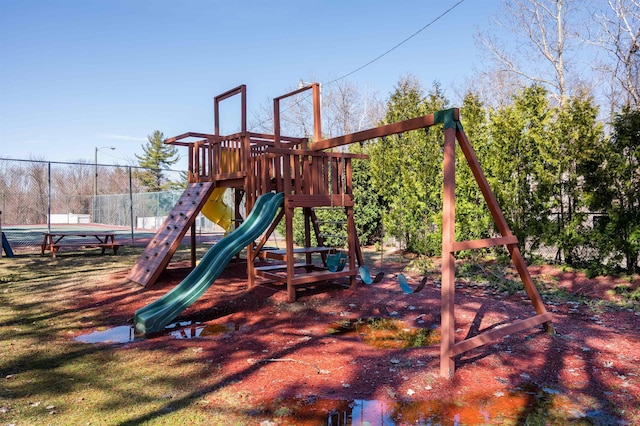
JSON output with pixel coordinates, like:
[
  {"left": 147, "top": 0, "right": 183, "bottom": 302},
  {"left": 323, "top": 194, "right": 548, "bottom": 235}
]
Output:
[{"left": 0, "top": 0, "right": 500, "bottom": 168}]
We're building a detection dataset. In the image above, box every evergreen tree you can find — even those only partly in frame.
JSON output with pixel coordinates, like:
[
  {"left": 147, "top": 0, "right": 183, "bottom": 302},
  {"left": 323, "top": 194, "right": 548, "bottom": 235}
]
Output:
[
  {"left": 369, "top": 76, "right": 448, "bottom": 255},
  {"left": 549, "top": 93, "right": 603, "bottom": 264},
  {"left": 350, "top": 143, "right": 383, "bottom": 246},
  {"left": 135, "top": 130, "right": 180, "bottom": 192},
  {"left": 457, "top": 92, "right": 494, "bottom": 250},
  {"left": 582, "top": 107, "right": 640, "bottom": 274},
  {"left": 487, "top": 85, "right": 556, "bottom": 257}
]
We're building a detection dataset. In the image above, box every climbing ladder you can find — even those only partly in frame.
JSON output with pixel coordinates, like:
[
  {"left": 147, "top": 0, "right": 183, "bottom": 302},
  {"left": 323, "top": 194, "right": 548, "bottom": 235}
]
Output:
[{"left": 127, "top": 181, "right": 217, "bottom": 287}]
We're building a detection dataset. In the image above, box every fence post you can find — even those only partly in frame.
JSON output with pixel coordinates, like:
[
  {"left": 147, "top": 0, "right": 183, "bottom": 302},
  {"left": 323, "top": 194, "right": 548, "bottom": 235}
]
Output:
[
  {"left": 47, "top": 162, "right": 51, "bottom": 233},
  {"left": 129, "top": 166, "right": 134, "bottom": 245}
]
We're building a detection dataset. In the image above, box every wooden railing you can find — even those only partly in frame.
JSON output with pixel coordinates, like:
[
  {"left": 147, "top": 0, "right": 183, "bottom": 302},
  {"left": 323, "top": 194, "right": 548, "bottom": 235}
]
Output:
[
  {"left": 187, "top": 133, "right": 247, "bottom": 183},
  {"left": 248, "top": 148, "right": 368, "bottom": 208}
]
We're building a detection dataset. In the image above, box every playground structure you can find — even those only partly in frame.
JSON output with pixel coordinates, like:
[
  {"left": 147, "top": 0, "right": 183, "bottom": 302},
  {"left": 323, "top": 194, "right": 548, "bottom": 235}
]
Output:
[{"left": 128, "top": 83, "right": 553, "bottom": 376}]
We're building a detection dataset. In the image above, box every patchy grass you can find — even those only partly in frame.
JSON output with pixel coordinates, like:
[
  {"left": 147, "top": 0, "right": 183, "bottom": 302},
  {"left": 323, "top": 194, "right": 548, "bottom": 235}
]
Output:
[
  {"left": 326, "top": 317, "right": 439, "bottom": 349},
  {"left": 0, "top": 248, "right": 260, "bottom": 425},
  {"left": 1, "top": 247, "right": 637, "bottom": 425},
  {"left": 454, "top": 258, "right": 640, "bottom": 312}
]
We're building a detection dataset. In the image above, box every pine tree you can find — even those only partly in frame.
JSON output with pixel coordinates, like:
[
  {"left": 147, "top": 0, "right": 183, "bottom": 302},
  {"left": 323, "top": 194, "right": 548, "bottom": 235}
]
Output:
[{"left": 135, "top": 131, "right": 180, "bottom": 192}]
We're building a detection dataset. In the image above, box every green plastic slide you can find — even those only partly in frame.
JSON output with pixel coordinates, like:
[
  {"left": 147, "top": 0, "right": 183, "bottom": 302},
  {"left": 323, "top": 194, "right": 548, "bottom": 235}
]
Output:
[{"left": 134, "top": 192, "right": 284, "bottom": 334}]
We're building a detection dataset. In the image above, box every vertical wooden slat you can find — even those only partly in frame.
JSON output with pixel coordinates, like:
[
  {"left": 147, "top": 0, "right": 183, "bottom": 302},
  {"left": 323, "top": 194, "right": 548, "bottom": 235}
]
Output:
[
  {"left": 331, "top": 157, "right": 339, "bottom": 196},
  {"left": 309, "top": 155, "right": 316, "bottom": 195},
  {"left": 208, "top": 138, "right": 214, "bottom": 180},
  {"left": 194, "top": 141, "right": 202, "bottom": 180},
  {"left": 345, "top": 158, "right": 352, "bottom": 195},
  {"left": 294, "top": 155, "right": 302, "bottom": 194},
  {"left": 303, "top": 154, "right": 311, "bottom": 195},
  {"left": 188, "top": 145, "right": 195, "bottom": 183},
  {"left": 318, "top": 156, "right": 329, "bottom": 195},
  {"left": 261, "top": 156, "right": 269, "bottom": 198},
  {"left": 440, "top": 126, "right": 457, "bottom": 377},
  {"left": 283, "top": 153, "right": 292, "bottom": 196}
]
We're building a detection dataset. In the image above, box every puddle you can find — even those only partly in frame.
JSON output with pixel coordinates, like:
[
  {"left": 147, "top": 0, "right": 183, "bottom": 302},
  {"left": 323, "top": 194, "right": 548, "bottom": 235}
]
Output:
[
  {"left": 75, "top": 321, "right": 240, "bottom": 344},
  {"left": 327, "top": 317, "right": 439, "bottom": 349},
  {"left": 75, "top": 325, "right": 138, "bottom": 344},
  {"left": 164, "top": 321, "right": 241, "bottom": 339},
  {"left": 262, "top": 385, "right": 612, "bottom": 425}
]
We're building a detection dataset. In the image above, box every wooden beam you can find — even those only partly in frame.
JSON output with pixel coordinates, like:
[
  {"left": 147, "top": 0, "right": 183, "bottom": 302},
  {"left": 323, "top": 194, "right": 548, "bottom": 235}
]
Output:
[
  {"left": 451, "top": 235, "right": 518, "bottom": 252},
  {"left": 215, "top": 84, "right": 247, "bottom": 103},
  {"left": 451, "top": 313, "right": 553, "bottom": 357},
  {"left": 165, "top": 132, "right": 218, "bottom": 144},
  {"left": 265, "top": 147, "right": 368, "bottom": 159},
  {"left": 311, "top": 112, "right": 450, "bottom": 151}
]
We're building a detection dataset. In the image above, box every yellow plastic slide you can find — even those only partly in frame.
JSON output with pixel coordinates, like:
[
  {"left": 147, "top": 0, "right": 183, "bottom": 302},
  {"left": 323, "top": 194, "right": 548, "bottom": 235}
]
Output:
[{"left": 201, "top": 188, "right": 234, "bottom": 232}]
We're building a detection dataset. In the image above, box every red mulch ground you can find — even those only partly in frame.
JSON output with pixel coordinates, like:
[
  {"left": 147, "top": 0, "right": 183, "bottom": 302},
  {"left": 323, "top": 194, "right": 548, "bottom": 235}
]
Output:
[{"left": 75, "top": 257, "right": 640, "bottom": 425}]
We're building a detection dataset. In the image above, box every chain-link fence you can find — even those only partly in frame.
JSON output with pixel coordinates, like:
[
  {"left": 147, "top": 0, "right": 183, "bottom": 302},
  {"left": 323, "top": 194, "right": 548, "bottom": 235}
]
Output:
[{"left": 0, "top": 158, "right": 223, "bottom": 250}]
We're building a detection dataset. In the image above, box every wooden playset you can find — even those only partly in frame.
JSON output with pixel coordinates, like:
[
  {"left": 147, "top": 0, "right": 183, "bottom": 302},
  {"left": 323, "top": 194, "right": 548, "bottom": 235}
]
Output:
[{"left": 127, "top": 83, "right": 553, "bottom": 376}]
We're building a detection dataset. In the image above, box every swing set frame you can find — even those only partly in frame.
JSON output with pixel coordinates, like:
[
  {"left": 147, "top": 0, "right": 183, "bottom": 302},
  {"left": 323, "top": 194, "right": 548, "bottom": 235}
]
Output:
[{"left": 311, "top": 107, "right": 554, "bottom": 377}]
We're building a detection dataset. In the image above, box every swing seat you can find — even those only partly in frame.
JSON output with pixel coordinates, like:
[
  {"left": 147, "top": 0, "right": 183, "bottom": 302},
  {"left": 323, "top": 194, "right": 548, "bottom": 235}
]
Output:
[
  {"left": 359, "top": 265, "right": 384, "bottom": 285},
  {"left": 398, "top": 274, "right": 428, "bottom": 294},
  {"left": 326, "top": 252, "right": 347, "bottom": 272}
]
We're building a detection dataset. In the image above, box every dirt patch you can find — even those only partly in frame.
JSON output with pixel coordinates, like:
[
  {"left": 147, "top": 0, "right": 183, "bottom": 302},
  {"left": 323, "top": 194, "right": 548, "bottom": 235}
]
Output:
[{"left": 76, "top": 258, "right": 640, "bottom": 424}]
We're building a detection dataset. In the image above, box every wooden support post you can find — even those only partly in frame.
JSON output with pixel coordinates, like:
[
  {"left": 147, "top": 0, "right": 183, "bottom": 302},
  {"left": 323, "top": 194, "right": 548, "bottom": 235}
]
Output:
[
  {"left": 285, "top": 201, "right": 296, "bottom": 302},
  {"left": 273, "top": 98, "right": 283, "bottom": 193},
  {"left": 312, "top": 83, "right": 322, "bottom": 143},
  {"left": 190, "top": 221, "right": 197, "bottom": 269},
  {"left": 440, "top": 126, "right": 457, "bottom": 377},
  {"left": 346, "top": 205, "right": 356, "bottom": 287}
]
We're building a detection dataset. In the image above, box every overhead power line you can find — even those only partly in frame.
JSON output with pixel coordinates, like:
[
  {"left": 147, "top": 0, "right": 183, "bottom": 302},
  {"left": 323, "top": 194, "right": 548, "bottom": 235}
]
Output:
[
  {"left": 325, "top": 0, "right": 467, "bottom": 87},
  {"left": 250, "top": 0, "right": 467, "bottom": 131}
]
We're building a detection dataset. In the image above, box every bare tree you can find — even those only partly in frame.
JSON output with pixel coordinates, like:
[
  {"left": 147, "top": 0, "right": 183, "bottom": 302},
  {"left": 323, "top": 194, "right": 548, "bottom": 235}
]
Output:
[
  {"left": 249, "top": 80, "right": 385, "bottom": 141},
  {"left": 459, "top": 66, "right": 524, "bottom": 109},
  {"left": 324, "top": 80, "right": 385, "bottom": 137},
  {"left": 51, "top": 162, "right": 93, "bottom": 215},
  {"left": 26, "top": 158, "right": 49, "bottom": 224},
  {"left": 477, "top": 0, "right": 579, "bottom": 107},
  {"left": 590, "top": 0, "right": 640, "bottom": 112},
  {"left": 249, "top": 89, "right": 314, "bottom": 138}
]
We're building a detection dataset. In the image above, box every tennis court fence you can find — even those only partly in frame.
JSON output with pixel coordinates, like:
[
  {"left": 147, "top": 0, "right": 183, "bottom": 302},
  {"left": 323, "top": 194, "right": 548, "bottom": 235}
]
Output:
[{"left": 0, "top": 158, "right": 224, "bottom": 250}]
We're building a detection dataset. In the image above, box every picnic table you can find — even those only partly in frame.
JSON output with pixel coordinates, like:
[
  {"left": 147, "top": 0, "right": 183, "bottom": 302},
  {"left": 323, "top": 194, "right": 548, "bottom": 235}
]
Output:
[{"left": 41, "top": 232, "right": 122, "bottom": 258}]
